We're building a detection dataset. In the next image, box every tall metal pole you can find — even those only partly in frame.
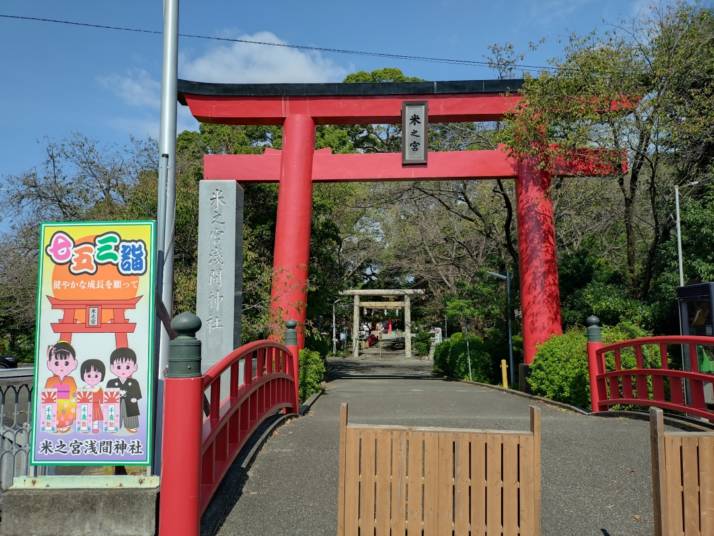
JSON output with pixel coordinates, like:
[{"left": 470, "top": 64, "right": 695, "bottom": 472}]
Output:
[
  {"left": 506, "top": 270, "right": 515, "bottom": 387},
  {"left": 157, "top": 0, "right": 179, "bottom": 374},
  {"left": 675, "top": 185, "right": 685, "bottom": 287},
  {"left": 332, "top": 300, "right": 337, "bottom": 356},
  {"left": 153, "top": 0, "right": 179, "bottom": 475}
]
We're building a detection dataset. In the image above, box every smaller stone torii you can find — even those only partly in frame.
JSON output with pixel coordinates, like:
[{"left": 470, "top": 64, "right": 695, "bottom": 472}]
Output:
[{"left": 340, "top": 289, "right": 424, "bottom": 359}]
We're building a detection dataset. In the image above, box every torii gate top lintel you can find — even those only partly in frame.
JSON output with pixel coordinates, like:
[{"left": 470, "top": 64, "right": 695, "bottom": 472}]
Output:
[
  {"left": 178, "top": 78, "right": 524, "bottom": 125},
  {"left": 339, "top": 289, "right": 425, "bottom": 296}
]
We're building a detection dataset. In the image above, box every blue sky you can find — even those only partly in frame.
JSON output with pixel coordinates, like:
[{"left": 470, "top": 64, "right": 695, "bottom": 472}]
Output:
[{"left": 1, "top": 0, "right": 666, "bottom": 177}]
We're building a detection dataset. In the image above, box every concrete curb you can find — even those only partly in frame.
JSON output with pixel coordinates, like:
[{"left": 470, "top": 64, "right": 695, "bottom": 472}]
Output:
[
  {"left": 593, "top": 410, "right": 714, "bottom": 432},
  {"left": 300, "top": 389, "right": 324, "bottom": 416},
  {"left": 455, "top": 377, "right": 589, "bottom": 415},
  {"left": 457, "top": 377, "right": 714, "bottom": 432},
  {"left": 238, "top": 412, "right": 297, "bottom": 470}
]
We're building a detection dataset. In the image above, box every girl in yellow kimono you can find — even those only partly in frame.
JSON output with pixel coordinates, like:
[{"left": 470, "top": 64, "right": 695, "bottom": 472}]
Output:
[{"left": 45, "top": 341, "right": 78, "bottom": 433}]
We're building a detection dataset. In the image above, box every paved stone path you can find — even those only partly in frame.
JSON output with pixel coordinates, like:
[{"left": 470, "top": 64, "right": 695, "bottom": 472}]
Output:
[{"left": 212, "top": 359, "right": 654, "bottom": 536}]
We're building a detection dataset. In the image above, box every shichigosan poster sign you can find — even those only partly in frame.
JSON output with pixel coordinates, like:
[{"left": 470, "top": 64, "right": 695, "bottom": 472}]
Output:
[{"left": 30, "top": 221, "right": 156, "bottom": 466}]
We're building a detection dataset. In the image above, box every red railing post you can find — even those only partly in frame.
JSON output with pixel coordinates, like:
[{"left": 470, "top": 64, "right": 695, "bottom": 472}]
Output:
[
  {"left": 159, "top": 312, "right": 203, "bottom": 536},
  {"left": 586, "top": 315, "right": 605, "bottom": 413},
  {"left": 286, "top": 320, "right": 300, "bottom": 413}
]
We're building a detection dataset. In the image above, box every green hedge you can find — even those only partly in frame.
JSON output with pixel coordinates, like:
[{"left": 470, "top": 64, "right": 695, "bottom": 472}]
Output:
[
  {"left": 413, "top": 331, "right": 433, "bottom": 356},
  {"left": 433, "top": 333, "right": 498, "bottom": 384},
  {"left": 299, "top": 348, "right": 326, "bottom": 402},
  {"left": 527, "top": 321, "right": 658, "bottom": 409}
]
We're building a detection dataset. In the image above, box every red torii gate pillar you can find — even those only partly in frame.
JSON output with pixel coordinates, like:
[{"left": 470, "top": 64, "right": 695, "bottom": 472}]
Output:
[
  {"left": 516, "top": 159, "right": 562, "bottom": 361},
  {"left": 271, "top": 114, "right": 316, "bottom": 348},
  {"left": 178, "top": 78, "right": 620, "bottom": 364}
]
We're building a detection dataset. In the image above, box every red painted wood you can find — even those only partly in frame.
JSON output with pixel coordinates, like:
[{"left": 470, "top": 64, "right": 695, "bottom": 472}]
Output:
[
  {"left": 587, "top": 340, "right": 605, "bottom": 412},
  {"left": 653, "top": 375, "right": 665, "bottom": 401},
  {"left": 182, "top": 93, "right": 522, "bottom": 126},
  {"left": 287, "top": 342, "right": 300, "bottom": 413},
  {"left": 516, "top": 158, "right": 562, "bottom": 363},
  {"left": 159, "top": 376, "right": 204, "bottom": 536},
  {"left": 591, "top": 336, "right": 714, "bottom": 421},
  {"left": 204, "top": 147, "right": 623, "bottom": 183},
  {"left": 670, "top": 377, "right": 685, "bottom": 405},
  {"left": 206, "top": 149, "right": 515, "bottom": 182},
  {"left": 270, "top": 114, "right": 315, "bottom": 347},
  {"left": 198, "top": 340, "right": 298, "bottom": 514},
  {"left": 621, "top": 373, "right": 634, "bottom": 400}
]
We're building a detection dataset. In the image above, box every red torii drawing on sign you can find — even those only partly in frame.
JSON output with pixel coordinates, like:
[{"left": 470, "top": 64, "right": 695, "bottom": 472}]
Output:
[{"left": 178, "top": 79, "right": 623, "bottom": 365}]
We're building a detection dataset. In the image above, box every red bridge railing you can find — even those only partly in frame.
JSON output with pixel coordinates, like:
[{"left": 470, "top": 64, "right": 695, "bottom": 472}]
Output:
[
  {"left": 586, "top": 316, "right": 714, "bottom": 421},
  {"left": 159, "top": 314, "right": 299, "bottom": 536}
]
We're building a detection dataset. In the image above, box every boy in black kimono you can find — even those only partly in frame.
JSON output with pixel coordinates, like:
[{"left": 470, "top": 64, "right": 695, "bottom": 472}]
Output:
[{"left": 107, "top": 347, "right": 142, "bottom": 433}]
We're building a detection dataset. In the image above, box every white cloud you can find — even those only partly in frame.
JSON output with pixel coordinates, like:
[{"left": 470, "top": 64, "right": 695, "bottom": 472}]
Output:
[
  {"left": 99, "top": 68, "right": 161, "bottom": 109},
  {"left": 100, "top": 31, "right": 345, "bottom": 138},
  {"left": 180, "top": 31, "right": 347, "bottom": 83}
]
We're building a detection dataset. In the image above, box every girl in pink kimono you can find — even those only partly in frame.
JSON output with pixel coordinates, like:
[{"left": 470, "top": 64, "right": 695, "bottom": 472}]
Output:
[{"left": 45, "top": 342, "right": 78, "bottom": 433}]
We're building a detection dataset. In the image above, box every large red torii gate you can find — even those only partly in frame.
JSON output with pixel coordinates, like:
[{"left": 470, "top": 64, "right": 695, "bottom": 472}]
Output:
[{"left": 178, "top": 79, "right": 619, "bottom": 364}]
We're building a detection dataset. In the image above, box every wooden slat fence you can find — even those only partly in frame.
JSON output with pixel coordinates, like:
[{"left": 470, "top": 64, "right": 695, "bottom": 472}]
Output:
[
  {"left": 337, "top": 403, "right": 541, "bottom": 536},
  {"left": 650, "top": 408, "right": 714, "bottom": 536}
]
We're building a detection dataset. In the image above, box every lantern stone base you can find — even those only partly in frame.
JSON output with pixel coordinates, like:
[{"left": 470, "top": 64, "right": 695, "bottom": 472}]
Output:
[{"left": 2, "top": 476, "right": 159, "bottom": 536}]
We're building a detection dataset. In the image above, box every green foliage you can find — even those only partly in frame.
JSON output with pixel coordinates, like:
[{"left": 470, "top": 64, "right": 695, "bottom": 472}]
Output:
[
  {"left": 445, "top": 278, "right": 508, "bottom": 333},
  {"left": 413, "top": 331, "right": 432, "bottom": 357},
  {"left": 304, "top": 325, "right": 332, "bottom": 358},
  {"left": 499, "top": 3, "right": 714, "bottom": 328},
  {"left": 433, "top": 332, "right": 499, "bottom": 384},
  {"left": 299, "top": 348, "right": 326, "bottom": 402},
  {"left": 527, "top": 322, "right": 657, "bottom": 408}
]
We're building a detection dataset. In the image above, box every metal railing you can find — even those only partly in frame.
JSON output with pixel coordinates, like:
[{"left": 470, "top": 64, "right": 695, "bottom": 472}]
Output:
[{"left": 0, "top": 368, "right": 33, "bottom": 492}]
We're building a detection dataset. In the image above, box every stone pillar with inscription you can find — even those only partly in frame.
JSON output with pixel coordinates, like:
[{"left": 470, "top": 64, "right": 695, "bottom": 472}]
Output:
[{"left": 196, "top": 180, "right": 244, "bottom": 372}]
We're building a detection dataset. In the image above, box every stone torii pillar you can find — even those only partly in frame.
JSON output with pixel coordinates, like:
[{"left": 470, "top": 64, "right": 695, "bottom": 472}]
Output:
[
  {"left": 352, "top": 294, "right": 360, "bottom": 359},
  {"left": 404, "top": 294, "right": 412, "bottom": 359}
]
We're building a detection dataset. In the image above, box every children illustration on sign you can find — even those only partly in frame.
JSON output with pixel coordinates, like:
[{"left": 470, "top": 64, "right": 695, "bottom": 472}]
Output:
[{"left": 41, "top": 345, "right": 141, "bottom": 435}]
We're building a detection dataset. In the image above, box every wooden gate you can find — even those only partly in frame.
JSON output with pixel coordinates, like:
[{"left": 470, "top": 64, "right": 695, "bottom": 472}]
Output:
[
  {"left": 337, "top": 403, "right": 541, "bottom": 536},
  {"left": 650, "top": 408, "right": 714, "bottom": 535}
]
